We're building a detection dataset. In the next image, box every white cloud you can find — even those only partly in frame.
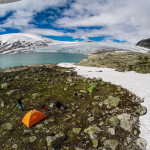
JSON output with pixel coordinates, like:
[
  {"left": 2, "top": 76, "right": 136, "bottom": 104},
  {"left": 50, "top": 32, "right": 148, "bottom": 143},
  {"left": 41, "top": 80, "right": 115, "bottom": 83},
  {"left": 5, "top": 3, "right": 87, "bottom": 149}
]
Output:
[
  {"left": 0, "top": 0, "right": 150, "bottom": 43},
  {"left": 23, "top": 28, "right": 65, "bottom": 36},
  {"left": 55, "top": 0, "right": 150, "bottom": 43},
  {"left": 0, "top": 0, "right": 67, "bottom": 29}
]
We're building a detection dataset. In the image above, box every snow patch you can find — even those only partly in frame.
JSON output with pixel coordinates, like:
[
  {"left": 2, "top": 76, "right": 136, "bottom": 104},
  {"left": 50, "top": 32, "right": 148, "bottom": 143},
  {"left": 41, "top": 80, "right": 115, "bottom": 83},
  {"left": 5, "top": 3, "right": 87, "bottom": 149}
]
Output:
[{"left": 58, "top": 63, "right": 150, "bottom": 150}]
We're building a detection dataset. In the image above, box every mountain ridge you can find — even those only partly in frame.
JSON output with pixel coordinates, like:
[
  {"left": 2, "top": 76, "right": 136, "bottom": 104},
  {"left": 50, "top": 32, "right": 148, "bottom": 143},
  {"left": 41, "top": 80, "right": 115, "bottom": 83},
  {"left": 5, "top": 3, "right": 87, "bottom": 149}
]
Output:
[
  {"left": 136, "top": 38, "right": 150, "bottom": 49},
  {"left": 0, "top": 33, "right": 54, "bottom": 54}
]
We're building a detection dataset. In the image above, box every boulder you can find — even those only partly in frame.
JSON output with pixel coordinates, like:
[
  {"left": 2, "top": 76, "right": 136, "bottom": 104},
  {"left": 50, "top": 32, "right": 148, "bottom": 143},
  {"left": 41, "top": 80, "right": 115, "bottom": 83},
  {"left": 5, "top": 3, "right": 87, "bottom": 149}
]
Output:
[
  {"left": 15, "top": 76, "right": 20, "bottom": 80},
  {"left": 23, "top": 130, "right": 33, "bottom": 135},
  {"left": 29, "top": 136, "right": 37, "bottom": 143},
  {"left": 117, "top": 113, "right": 131, "bottom": 120},
  {"left": 44, "top": 120, "right": 50, "bottom": 125},
  {"left": 104, "top": 139, "right": 119, "bottom": 150},
  {"left": 1, "top": 101, "right": 5, "bottom": 107},
  {"left": 108, "top": 128, "right": 115, "bottom": 135},
  {"left": 107, "top": 96, "right": 120, "bottom": 107},
  {"left": 2, "top": 123, "right": 14, "bottom": 131},
  {"left": 94, "top": 96, "right": 101, "bottom": 101},
  {"left": 6, "top": 89, "right": 17, "bottom": 96},
  {"left": 109, "top": 116, "right": 119, "bottom": 126},
  {"left": 70, "top": 83, "right": 76, "bottom": 87},
  {"left": 12, "top": 144, "right": 17, "bottom": 149},
  {"left": 117, "top": 113, "right": 132, "bottom": 131},
  {"left": 80, "top": 89, "right": 88, "bottom": 94},
  {"left": 92, "top": 139, "right": 98, "bottom": 148},
  {"left": 99, "top": 121, "right": 104, "bottom": 126},
  {"left": 32, "top": 93, "right": 42, "bottom": 99},
  {"left": 46, "top": 133, "right": 65, "bottom": 149},
  {"left": 136, "top": 138, "right": 147, "bottom": 150},
  {"left": 136, "top": 106, "right": 147, "bottom": 116},
  {"left": 72, "top": 128, "right": 81, "bottom": 134},
  {"left": 1, "top": 82, "right": 10, "bottom": 89},
  {"left": 49, "top": 119, "right": 55, "bottom": 123},
  {"left": 120, "top": 119, "right": 132, "bottom": 132},
  {"left": 88, "top": 117, "right": 94, "bottom": 122},
  {"left": 67, "top": 77, "right": 73, "bottom": 83},
  {"left": 84, "top": 126, "right": 101, "bottom": 134}
]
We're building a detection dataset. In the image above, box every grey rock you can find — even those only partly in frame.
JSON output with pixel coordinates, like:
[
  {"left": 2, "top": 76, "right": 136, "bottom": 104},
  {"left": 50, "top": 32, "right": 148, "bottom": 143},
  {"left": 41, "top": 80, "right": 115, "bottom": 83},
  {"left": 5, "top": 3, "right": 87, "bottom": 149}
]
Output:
[
  {"left": 120, "top": 119, "right": 132, "bottom": 131},
  {"left": 117, "top": 113, "right": 131, "bottom": 121},
  {"left": 88, "top": 117, "right": 94, "bottom": 122},
  {"left": 74, "top": 147, "right": 84, "bottom": 150},
  {"left": 107, "top": 96, "right": 120, "bottom": 107},
  {"left": 64, "top": 87, "right": 68, "bottom": 91},
  {"left": 1, "top": 82, "right": 10, "bottom": 89},
  {"left": 109, "top": 116, "right": 119, "bottom": 126},
  {"left": 46, "top": 133, "right": 65, "bottom": 149},
  {"left": 104, "top": 139, "right": 119, "bottom": 150},
  {"left": 92, "top": 139, "right": 99, "bottom": 148},
  {"left": 36, "top": 124, "right": 44, "bottom": 129},
  {"left": 72, "top": 128, "right": 81, "bottom": 134},
  {"left": 2, "top": 123, "right": 14, "bottom": 131},
  {"left": 29, "top": 136, "right": 37, "bottom": 143},
  {"left": 84, "top": 126, "right": 101, "bottom": 134},
  {"left": 126, "top": 137, "right": 132, "bottom": 144},
  {"left": 80, "top": 89, "right": 88, "bottom": 94},
  {"left": 136, "top": 138, "right": 147, "bottom": 150},
  {"left": 70, "top": 83, "right": 76, "bottom": 87},
  {"left": 44, "top": 120, "right": 50, "bottom": 125},
  {"left": 92, "top": 102, "right": 99, "bottom": 106},
  {"left": 6, "top": 89, "right": 17, "bottom": 96},
  {"left": 67, "top": 77, "right": 73, "bottom": 83},
  {"left": 136, "top": 106, "right": 147, "bottom": 116},
  {"left": 12, "top": 144, "right": 17, "bottom": 149},
  {"left": 1, "top": 101, "right": 5, "bottom": 107},
  {"left": 117, "top": 113, "right": 132, "bottom": 131},
  {"left": 23, "top": 130, "right": 33, "bottom": 135},
  {"left": 94, "top": 96, "right": 101, "bottom": 101},
  {"left": 32, "top": 93, "right": 42, "bottom": 99},
  {"left": 99, "top": 121, "right": 104, "bottom": 126},
  {"left": 108, "top": 128, "right": 115, "bottom": 135},
  {"left": 15, "top": 76, "right": 20, "bottom": 80},
  {"left": 49, "top": 119, "right": 55, "bottom": 123}
]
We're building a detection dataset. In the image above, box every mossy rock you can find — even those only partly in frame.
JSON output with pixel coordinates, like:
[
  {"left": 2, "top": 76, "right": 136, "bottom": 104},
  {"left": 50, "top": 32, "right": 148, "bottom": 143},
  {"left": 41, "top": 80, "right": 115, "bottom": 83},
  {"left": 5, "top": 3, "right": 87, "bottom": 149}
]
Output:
[
  {"left": 104, "top": 139, "right": 119, "bottom": 150},
  {"left": 109, "top": 116, "right": 119, "bottom": 126}
]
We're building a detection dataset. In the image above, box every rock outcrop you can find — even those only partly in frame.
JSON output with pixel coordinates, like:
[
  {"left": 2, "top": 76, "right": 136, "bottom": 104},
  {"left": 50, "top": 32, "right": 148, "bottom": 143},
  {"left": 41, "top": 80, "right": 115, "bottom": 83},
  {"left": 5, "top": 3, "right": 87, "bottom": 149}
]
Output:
[{"left": 136, "top": 38, "right": 150, "bottom": 49}]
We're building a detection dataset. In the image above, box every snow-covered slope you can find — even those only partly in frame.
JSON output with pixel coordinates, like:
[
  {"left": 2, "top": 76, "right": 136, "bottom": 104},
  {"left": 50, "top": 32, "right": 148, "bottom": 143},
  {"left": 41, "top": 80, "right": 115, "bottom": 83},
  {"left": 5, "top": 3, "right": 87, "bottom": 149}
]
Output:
[{"left": 0, "top": 33, "right": 54, "bottom": 54}]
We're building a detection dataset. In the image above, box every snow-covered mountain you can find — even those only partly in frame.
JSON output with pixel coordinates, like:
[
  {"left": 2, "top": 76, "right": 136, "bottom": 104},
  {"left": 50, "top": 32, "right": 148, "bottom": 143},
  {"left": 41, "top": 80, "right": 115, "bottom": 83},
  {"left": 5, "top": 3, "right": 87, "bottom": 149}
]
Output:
[{"left": 0, "top": 33, "right": 54, "bottom": 54}]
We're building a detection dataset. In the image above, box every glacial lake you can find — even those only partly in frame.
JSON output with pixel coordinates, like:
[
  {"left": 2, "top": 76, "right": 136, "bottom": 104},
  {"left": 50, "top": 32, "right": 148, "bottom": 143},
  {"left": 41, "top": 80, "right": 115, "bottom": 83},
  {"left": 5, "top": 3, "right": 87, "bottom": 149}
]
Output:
[{"left": 0, "top": 52, "right": 87, "bottom": 68}]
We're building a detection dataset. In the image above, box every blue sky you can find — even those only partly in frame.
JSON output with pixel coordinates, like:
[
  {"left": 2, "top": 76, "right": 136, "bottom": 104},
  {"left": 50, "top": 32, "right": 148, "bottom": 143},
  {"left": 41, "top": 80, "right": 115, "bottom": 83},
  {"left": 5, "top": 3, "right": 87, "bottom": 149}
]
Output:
[{"left": 0, "top": 0, "right": 150, "bottom": 43}]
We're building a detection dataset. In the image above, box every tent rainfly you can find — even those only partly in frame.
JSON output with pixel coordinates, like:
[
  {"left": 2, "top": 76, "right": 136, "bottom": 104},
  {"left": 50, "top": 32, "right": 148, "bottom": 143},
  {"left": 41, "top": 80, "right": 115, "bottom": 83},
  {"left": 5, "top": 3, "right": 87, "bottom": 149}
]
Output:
[{"left": 22, "top": 109, "right": 46, "bottom": 128}]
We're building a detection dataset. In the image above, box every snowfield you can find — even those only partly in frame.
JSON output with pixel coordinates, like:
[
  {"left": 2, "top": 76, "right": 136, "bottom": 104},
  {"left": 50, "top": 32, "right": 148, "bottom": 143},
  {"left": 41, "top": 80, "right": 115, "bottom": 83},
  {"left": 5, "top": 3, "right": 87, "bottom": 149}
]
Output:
[{"left": 58, "top": 63, "right": 150, "bottom": 150}]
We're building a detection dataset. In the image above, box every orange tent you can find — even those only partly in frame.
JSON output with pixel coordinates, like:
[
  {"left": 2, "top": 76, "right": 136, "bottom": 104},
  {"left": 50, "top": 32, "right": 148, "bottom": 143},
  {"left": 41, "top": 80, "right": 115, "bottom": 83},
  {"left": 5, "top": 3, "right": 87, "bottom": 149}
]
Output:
[{"left": 22, "top": 109, "right": 46, "bottom": 128}]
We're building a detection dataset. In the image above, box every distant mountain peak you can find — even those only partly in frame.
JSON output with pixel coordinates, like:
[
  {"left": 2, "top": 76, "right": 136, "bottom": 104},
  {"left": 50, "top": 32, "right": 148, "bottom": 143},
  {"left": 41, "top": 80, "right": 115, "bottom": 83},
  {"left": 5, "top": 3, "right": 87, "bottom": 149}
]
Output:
[
  {"left": 0, "top": 33, "right": 53, "bottom": 54},
  {"left": 136, "top": 38, "right": 150, "bottom": 49}
]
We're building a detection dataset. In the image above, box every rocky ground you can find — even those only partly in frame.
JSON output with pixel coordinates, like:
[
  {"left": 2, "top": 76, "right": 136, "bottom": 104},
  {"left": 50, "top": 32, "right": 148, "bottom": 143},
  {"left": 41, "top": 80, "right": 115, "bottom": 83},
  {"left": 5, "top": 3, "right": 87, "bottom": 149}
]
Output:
[
  {"left": 0, "top": 64, "right": 147, "bottom": 150},
  {"left": 78, "top": 51, "right": 150, "bottom": 73}
]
